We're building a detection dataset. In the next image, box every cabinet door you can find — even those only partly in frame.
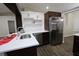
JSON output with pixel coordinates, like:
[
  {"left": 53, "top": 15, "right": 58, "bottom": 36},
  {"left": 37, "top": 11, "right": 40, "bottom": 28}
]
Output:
[
  {"left": 73, "top": 36, "right": 79, "bottom": 53},
  {"left": 33, "top": 33, "right": 43, "bottom": 45},
  {"left": 37, "top": 13, "right": 44, "bottom": 20},
  {"left": 29, "top": 12, "right": 35, "bottom": 19},
  {"left": 22, "top": 11, "right": 44, "bottom": 20},
  {"left": 22, "top": 12, "right": 34, "bottom": 18},
  {"left": 31, "top": 12, "right": 38, "bottom": 20},
  {"left": 33, "top": 32, "right": 49, "bottom": 45},
  {"left": 42, "top": 32, "right": 49, "bottom": 45},
  {"left": 33, "top": 12, "right": 43, "bottom": 20}
]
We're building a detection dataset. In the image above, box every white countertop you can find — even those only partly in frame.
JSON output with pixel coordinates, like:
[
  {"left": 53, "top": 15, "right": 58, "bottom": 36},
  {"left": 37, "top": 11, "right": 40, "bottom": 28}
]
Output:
[
  {"left": 0, "top": 33, "right": 39, "bottom": 53},
  {"left": 73, "top": 33, "right": 79, "bottom": 36},
  {"left": 0, "top": 29, "right": 48, "bottom": 53}
]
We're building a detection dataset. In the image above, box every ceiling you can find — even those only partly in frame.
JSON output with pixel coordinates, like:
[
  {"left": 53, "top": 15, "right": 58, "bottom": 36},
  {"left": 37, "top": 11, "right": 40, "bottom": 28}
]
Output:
[
  {"left": 17, "top": 3, "right": 79, "bottom": 13},
  {"left": 0, "top": 3, "right": 14, "bottom": 16},
  {"left": 0, "top": 3, "right": 79, "bottom": 16}
]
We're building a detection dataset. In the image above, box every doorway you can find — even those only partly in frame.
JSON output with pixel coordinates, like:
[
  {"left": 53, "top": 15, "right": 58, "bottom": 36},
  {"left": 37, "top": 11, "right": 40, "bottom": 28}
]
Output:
[{"left": 8, "top": 21, "right": 15, "bottom": 34}]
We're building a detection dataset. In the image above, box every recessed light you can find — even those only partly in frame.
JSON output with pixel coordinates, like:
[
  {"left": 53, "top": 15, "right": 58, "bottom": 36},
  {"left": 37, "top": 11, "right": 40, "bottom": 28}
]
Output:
[{"left": 46, "top": 6, "right": 49, "bottom": 10}]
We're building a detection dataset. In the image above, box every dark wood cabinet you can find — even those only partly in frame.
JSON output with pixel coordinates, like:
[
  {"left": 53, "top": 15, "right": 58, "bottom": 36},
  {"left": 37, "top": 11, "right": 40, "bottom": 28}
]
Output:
[
  {"left": 42, "top": 32, "right": 49, "bottom": 45},
  {"left": 6, "top": 47, "right": 37, "bottom": 56},
  {"left": 33, "top": 33, "right": 43, "bottom": 45},
  {"left": 73, "top": 36, "right": 79, "bottom": 56},
  {"left": 33, "top": 32, "right": 49, "bottom": 45},
  {"left": 44, "top": 11, "right": 61, "bottom": 30}
]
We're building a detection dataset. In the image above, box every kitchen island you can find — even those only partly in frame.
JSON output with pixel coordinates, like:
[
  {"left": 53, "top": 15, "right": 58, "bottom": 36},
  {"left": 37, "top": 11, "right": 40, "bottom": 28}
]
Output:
[
  {"left": 0, "top": 33, "right": 39, "bottom": 56},
  {"left": 0, "top": 30, "right": 48, "bottom": 56}
]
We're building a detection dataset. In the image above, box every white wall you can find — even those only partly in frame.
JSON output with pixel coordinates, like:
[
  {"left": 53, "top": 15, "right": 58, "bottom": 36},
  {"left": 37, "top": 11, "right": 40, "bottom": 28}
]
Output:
[
  {"left": 72, "top": 11, "right": 79, "bottom": 33},
  {"left": 0, "top": 16, "right": 16, "bottom": 37},
  {"left": 0, "top": 16, "right": 16, "bottom": 56},
  {"left": 63, "top": 12, "right": 74, "bottom": 37},
  {"left": 63, "top": 10, "right": 79, "bottom": 37}
]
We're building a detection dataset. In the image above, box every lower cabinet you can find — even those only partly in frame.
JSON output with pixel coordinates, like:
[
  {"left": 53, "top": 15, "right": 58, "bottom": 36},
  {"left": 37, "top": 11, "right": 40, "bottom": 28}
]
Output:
[
  {"left": 42, "top": 32, "right": 49, "bottom": 45},
  {"left": 73, "top": 36, "right": 79, "bottom": 56},
  {"left": 33, "top": 33, "right": 43, "bottom": 45},
  {"left": 6, "top": 47, "right": 37, "bottom": 56},
  {"left": 33, "top": 32, "right": 49, "bottom": 45}
]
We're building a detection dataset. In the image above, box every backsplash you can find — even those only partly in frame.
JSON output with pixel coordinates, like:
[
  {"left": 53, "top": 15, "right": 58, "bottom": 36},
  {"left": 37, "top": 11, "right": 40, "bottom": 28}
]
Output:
[{"left": 23, "top": 24, "right": 43, "bottom": 32}]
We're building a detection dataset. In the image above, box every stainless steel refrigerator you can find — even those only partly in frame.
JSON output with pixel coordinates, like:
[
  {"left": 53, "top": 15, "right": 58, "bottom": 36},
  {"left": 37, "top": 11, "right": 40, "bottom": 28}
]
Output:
[{"left": 49, "top": 17, "right": 63, "bottom": 45}]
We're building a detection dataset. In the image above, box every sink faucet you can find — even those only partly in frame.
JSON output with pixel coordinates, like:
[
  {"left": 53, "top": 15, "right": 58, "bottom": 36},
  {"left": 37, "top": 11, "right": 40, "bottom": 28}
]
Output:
[{"left": 17, "top": 27, "right": 25, "bottom": 37}]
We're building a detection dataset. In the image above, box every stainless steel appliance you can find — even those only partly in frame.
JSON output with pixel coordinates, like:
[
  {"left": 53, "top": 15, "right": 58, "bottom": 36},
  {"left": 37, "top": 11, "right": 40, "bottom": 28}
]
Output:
[{"left": 49, "top": 17, "right": 63, "bottom": 45}]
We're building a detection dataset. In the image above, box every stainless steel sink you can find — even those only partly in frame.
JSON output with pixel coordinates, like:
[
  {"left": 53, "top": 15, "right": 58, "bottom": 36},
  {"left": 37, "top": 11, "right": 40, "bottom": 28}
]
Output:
[{"left": 20, "top": 34, "right": 31, "bottom": 39}]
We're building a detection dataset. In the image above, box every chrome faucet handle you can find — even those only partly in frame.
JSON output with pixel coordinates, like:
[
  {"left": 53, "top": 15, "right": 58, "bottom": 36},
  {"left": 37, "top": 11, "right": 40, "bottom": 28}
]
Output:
[
  {"left": 17, "top": 27, "right": 25, "bottom": 33},
  {"left": 17, "top": 27, "right": 22, "bottom": 31},
  {"left": 17, "top": 27, "right": 25, "bottom": 37}
]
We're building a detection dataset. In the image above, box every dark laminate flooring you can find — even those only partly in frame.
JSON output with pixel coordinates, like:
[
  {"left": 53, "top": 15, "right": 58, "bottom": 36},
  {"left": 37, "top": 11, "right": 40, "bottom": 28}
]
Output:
[{"left": 37, "top": 36, "right": 73, "bottom": 56}]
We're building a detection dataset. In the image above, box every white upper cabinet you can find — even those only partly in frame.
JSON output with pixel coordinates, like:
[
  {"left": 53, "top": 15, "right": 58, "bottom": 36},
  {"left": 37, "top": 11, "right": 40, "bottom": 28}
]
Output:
[
  {"left": 32, "top": 12, "right": 43, "bottom": 20},
  {"left": 21, "top": 11, "right": 44, "bottom": 20},
  {"left": 21, "top": 11, "right": 44, "bottom": 30},
  {"left": 21, "top": 11, "right": 44, "bottom": 25}
]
